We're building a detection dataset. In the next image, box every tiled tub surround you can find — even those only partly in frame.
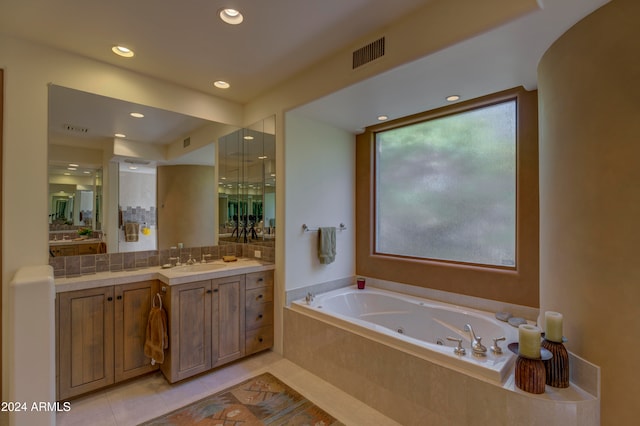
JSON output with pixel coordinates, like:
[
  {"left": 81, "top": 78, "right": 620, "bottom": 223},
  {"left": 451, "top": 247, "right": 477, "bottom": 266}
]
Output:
[
  {"left": 50, "top": 241, "right": 275, "bottom": 278},
  {"left": 284, "top": 284, "right": 600, "bottom": 426}
]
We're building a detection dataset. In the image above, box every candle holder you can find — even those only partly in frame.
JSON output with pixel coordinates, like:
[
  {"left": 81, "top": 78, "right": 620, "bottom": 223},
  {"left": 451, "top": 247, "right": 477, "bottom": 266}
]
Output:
[
  {"left": 541, "top": 338, "right": 569, "bottom": 388},
  {"left": 509, "top": 343, "right": 552, "bottom": 394}
]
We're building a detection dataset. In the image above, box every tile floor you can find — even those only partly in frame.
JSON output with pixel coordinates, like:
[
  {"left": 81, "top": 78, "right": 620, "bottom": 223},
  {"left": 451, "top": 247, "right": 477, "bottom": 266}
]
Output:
[{"left": 56, "top": 351, "right": 400, "bottom": 426}]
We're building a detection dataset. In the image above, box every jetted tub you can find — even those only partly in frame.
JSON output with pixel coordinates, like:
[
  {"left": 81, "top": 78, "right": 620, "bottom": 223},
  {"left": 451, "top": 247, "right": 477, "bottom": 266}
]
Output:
[{"left": 290, "top": 286, "right": 520, "bottom": 382}]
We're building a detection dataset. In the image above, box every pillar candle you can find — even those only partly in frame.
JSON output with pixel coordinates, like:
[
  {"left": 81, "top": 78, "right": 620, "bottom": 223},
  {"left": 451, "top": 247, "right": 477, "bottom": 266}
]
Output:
[
  {"left": 518, "top": 324, "right": 541, "bottom": 358},
  {"left": 545, "top": 311, "right": 563, "bottom": 342}
]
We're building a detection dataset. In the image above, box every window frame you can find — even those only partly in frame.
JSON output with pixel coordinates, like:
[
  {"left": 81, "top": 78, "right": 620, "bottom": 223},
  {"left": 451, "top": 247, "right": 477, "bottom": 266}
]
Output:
[{"left": 355, "top": 87, "right": 539, "bottom": 307}]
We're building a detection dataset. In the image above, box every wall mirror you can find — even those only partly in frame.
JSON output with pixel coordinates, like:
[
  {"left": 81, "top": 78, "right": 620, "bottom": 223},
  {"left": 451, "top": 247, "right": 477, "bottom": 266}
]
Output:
[{"left": 48, "top": 84, "right": 275, "bottom": 256}]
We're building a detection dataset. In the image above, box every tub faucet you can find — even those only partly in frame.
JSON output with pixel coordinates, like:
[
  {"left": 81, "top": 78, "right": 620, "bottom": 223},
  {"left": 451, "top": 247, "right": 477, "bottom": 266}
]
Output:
[
  {"left": 305, "top": 292, "right": 315, "bottom": 305},
  {"left": 464, "top": 324, "right": 487, "bottom": 357}
]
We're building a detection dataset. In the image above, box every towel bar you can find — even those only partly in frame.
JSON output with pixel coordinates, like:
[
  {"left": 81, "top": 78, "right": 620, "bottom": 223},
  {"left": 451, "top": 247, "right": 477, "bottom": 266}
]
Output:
[{"left": 302, "top": 223, "right": 347, "bottom": 232}]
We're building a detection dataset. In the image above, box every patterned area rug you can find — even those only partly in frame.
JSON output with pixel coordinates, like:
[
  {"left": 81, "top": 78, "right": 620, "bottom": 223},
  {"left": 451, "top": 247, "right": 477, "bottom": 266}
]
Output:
[{"left": 140, "top": 372, "right": 345, "bottom": 425}]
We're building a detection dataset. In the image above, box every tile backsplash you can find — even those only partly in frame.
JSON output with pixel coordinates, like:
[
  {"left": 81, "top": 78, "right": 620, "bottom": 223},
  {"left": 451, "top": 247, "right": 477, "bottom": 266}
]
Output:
[{"left": 50, "top": 241, "right": 275, "bottom": 278}]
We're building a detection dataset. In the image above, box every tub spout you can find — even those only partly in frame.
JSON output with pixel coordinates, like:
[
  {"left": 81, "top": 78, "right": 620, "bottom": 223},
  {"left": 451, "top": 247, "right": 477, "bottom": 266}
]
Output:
[{"left": 464, "top": 324, "right": 487, "bottom": 357}]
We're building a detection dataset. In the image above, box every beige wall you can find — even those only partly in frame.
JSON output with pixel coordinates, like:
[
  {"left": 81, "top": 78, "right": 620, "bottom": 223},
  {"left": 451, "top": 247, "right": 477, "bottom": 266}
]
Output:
[{"left": 538, "top": 0, "right": 640, "bottom": 423}]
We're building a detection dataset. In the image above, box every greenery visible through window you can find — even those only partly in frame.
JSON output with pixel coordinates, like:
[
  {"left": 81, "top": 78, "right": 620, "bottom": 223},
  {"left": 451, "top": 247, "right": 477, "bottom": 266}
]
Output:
[{"left": 375, "top": 100, "right": 516, "bottom": 267}]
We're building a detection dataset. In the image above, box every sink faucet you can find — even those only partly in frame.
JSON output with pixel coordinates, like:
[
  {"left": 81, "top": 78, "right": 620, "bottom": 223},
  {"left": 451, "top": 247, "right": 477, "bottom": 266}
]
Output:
[
  {"left": 464, "top": 324, "right": 487, "bottom": 357},
  {"left": 169, "top": 256, "right": 181, "bottom": 267}
]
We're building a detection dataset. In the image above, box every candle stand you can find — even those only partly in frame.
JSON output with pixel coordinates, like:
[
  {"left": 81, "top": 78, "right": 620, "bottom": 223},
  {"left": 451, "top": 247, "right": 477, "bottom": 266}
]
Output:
[
  {"left": 509, "top": 343, "right": 552, "bottom": 394},
  {"left": 542, "top": 338, "right": 569, "bottom": 388}
]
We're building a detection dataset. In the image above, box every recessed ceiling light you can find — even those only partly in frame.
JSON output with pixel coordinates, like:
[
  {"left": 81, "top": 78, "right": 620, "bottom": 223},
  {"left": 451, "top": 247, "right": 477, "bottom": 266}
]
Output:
[
  {"left": 130, "top": 112, "right": 144, "bottom": 118},
  {"left": 243, "top": 135, "right": 254, "bottom": 140},
  {"left": 221, "top": 177, "right": 226, "bottom": 180},
  {"left": 112, "top": 45, "right": 134, "bottom": 58},
  {"left": 214, "top": 80, "right": 230, "bottom": 89},
  {"left": 115, "top": 133, "right": 126, "bottom": 138},
  {"left": 83, "top": 171, "right": 91, "bottom": 174},
  {"left": 63, "top": 173, "right": 71, "bottom": 176},
  {"left": 67, "top": 167, "right": 77, "bottom": 171},
  {"left": 446, "top": 95, "right": 461, "bottom": 102},
  {"left": 219, "top": 8, "right": 243, "bottom": 25},
  {"left": 129, "top": 166, "right": 138, "bottom": 170},
  {"left": 377, "top": 115, "right": 389, "bottom": 121},
  {"left": 68, "top": 163, "right": 79, "bottom": 167}
]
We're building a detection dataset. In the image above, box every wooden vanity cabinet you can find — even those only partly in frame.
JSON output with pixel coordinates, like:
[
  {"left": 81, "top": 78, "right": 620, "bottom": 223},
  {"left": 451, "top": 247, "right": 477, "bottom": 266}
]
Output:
[
  {"left": 58, "top": 286, "right": 114, "bottom": 399},
  {"left": 161, "top": 275, "right": 247, "bottom": 382},
  {"left": 114, "top": 281, "right": 159, "bottom": 382},
  {"left": 57, "top": 280, "right": 159, "bottom": 399},
  {"left": 161, "top": 279, "right": 212, "bottom": 382},
  {"left": 245, "top": 271, "right": 274, "bottom": 354},
  {"left": 161, "top": 270, "right": 273, "bottom": 383},
  {"left": 212, "top": 274, "right": 246, "bottom": 367}
]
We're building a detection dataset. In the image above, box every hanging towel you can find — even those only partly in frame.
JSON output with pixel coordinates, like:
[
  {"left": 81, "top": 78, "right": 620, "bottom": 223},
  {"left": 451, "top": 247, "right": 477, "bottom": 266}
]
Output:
[
  {"left": 144, "top": 294, "right": 168, "bottom": 365},
  {"left": 125, "top": 222, "right": 139, "bottom": 242},
  {"left": 318, "top": 227, "right": 336, "bottom": 264}
]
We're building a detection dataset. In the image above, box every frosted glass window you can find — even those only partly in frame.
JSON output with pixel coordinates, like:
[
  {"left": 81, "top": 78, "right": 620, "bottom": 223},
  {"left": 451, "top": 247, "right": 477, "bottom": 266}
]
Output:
[{"left": 375, "top": 100, "right": 516, "bottom": 267}]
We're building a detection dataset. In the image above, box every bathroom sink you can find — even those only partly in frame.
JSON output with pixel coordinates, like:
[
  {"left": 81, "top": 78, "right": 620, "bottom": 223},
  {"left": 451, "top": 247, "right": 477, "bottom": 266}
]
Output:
[{"left": 173, "top": 263, "right": 226, "bottom": 273}]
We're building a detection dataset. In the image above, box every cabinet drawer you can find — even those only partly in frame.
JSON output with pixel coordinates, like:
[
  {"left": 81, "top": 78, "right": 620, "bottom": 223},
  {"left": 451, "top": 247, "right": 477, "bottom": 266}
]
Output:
[
  {"left": 245, "top": 326, "right": 273, "bottom": 355},
  {"left": 246, "top": 286, "right": 273, "bottom": 306},
  {"left": 246, "top": 271, "right": 273, "bottom": 290},
  {"left": 245, "top": 302, "right": 273, "bottom": 330}
]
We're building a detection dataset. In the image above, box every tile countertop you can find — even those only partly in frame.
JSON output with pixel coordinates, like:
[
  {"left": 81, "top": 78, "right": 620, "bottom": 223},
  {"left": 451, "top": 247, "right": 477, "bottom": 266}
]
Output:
[{"left": 54, "top": 258, "right": 275, "bottom": 293}]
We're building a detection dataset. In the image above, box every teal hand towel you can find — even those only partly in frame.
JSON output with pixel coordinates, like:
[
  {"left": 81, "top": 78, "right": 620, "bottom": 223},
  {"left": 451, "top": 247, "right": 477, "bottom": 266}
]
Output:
[{"left": 318, "top": 227, "right": 336, "bottom": 264}]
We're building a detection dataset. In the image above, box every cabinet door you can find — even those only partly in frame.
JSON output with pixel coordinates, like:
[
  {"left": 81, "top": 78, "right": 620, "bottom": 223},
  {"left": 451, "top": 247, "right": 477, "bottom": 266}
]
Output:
[
  {"left": 212, "top": 275, "right": 245, "bottom": 367},
  {"left": 58, "top": 287, "right": 114, "bottom": 399},
  {"left": 168, "top": 280, "right": 212, "bottom": 382},
  {"left": 114, "top": 281, "right": 159, "bottom": 382}
]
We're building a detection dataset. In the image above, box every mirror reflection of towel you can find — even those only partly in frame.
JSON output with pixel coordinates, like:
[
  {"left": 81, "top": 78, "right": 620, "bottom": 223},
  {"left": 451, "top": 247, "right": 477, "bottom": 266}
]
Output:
[
  {"left": 125, "top": 222, "right": 139, "bottom": 242},
  {"left": 318, "top": 227, "right": 336, "bottom": 264}
]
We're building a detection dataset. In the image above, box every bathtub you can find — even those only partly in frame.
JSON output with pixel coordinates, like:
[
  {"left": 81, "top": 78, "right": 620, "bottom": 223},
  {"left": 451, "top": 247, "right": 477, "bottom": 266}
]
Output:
[{"left": 290, "top": 286, "right": 520, "bottom": 382}]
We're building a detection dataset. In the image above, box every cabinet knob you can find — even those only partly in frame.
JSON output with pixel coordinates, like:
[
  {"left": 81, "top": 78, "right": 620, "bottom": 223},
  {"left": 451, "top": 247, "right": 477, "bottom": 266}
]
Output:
[
  {"left": 214, "top": 289, "right": 219, "bottom": 293},
  {"left": 257, "top": 294, "right": 263, "bottom": 299},
  {"left": 258, "top": 314, "right": 263, "bottom": 319},
  {"left": 258, "top": 337, "right": 263, "bottom": 343},
  {"left": 107, "top": 297, "right": 113, "bottom": 302},
  {"left": 258, "top": 278, "right": 264, "bottom": 282},
  {"left": 206, "top": 290, "right": 212, "bottom": 294},
  {"left": 116, "top": 295, "right": 122, "bottom": 300}
]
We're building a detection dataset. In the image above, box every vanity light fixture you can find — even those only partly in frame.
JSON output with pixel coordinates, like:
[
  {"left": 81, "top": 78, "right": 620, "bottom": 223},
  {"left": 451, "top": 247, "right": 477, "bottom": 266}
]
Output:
[
  {"left": 219, "top": 8, "right": 243, "bottom": 25},
  {"left": 112, "top": 45, "right": 134, "bottom": 58},
  {"left": 83, "top": 171, "right": 91, "bottom": 174},
  {"left": 214, "top": 80, "right": 230, "bottom": 89},
  {"left": 115, "top": 133, "right": 126, "bottom": 138},
  {"left": 69, "top": 163, "right": 79, "bottom": 167},
  {"left": 243, "top": 135, "right": 254, "bottom": 140},
  {"left": 446, "top": 95, "right": 461, "bottom": 102},
  {"left": 130, "top": 112, "right": 144, "bottom": 118},
  {"left": 377, "top": 115, "right": 389, "bottom": 121},
  {"left": 129, "top": 166, "right": 138, "bottom": 170},
  {"left": 63, "top": 173, "right": 71, "bottom": 176},
  {"left": 258, "top": 155, "right": 268, "bottom": 160},
  {"left": 67, "top": 167, "right": 77, "bottom": 171}
]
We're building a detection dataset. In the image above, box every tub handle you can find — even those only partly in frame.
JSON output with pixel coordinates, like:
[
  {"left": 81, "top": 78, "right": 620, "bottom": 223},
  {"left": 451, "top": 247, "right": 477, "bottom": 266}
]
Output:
[
  {"left": 491, "top": 336, "right": 506, "bottom": 355},
  {"left": 446, "top": 337, "right": 466, "bottom": 356}
]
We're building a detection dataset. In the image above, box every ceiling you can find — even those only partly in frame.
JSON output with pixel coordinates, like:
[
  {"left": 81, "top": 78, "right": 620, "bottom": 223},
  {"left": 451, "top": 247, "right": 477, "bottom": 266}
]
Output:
[{"left": 2, "top": 0, "right": 609, "bottom": 137}]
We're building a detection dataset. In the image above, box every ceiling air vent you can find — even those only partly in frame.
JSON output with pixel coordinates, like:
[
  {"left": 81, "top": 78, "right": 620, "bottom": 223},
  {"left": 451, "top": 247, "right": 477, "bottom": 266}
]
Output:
[
  {"left": 183, "top": 137, "right": 191, "bottom": 148},
  {"left": 63, "top": 123, "right": 89, "bottom": 133},
  {"left": 352, "top": 36, "right": 385, "bottom": 70}
]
